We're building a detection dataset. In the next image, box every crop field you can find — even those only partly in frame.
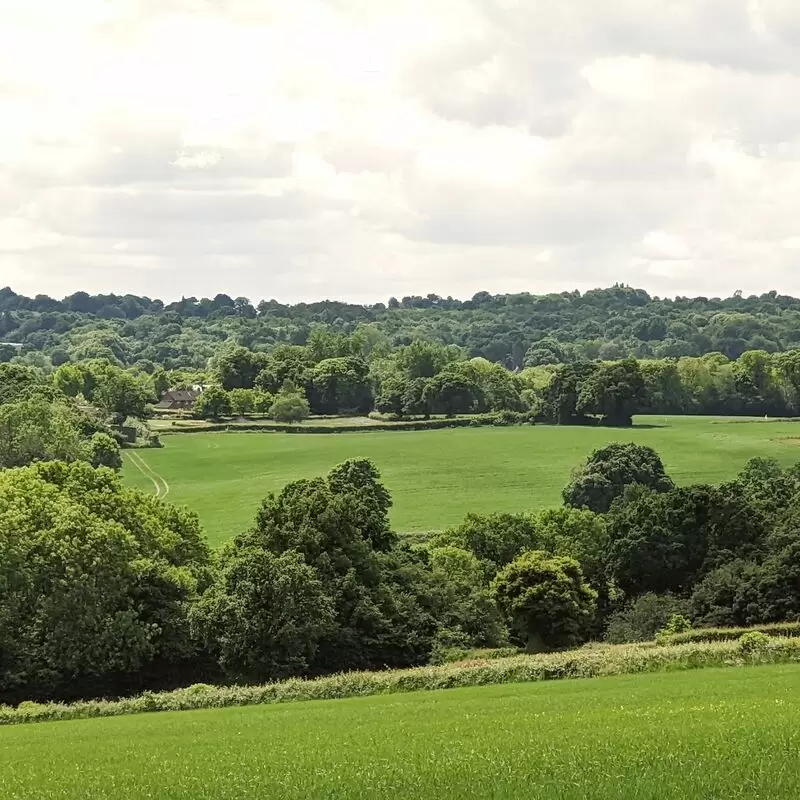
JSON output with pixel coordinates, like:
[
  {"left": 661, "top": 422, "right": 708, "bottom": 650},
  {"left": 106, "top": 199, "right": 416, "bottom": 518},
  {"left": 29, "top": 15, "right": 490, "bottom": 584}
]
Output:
[
  {"left": 123, "top": 415, "right": 800, "bottom": 546},
  {"left": 2, "top": 664, "right": 799, "bottom": 799}
]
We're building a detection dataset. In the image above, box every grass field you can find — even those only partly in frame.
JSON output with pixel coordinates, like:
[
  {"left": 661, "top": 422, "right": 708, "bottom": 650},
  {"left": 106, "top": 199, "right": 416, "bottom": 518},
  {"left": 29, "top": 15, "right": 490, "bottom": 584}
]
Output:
[
  {"left": 2, "top": 664, "right": 799, "bottom": 799},
  {"left": 123, "top": 415, "right": 800, "bottom": 547}
]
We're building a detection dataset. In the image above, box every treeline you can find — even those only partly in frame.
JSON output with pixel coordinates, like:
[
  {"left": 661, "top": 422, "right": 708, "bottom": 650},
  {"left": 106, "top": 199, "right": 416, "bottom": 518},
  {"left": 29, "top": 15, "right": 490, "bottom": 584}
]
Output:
[
  {"left": 197, "top": 339, "right": 800, "bottom": 423},
  {"left": 7, "top": 335, "right": 800, "bottom": 427},
  {"left": 5, "top": 283, "right": 800, "bottom": 371},
  {"left": 3, "top": 439, "right": 800, "bottom": 705}
]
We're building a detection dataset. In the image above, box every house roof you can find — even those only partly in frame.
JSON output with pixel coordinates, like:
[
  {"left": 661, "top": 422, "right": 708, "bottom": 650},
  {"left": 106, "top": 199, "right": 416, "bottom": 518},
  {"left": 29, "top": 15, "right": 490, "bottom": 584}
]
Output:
[{"left": 157, "top": 389, "right": 200, "bottom": 405}]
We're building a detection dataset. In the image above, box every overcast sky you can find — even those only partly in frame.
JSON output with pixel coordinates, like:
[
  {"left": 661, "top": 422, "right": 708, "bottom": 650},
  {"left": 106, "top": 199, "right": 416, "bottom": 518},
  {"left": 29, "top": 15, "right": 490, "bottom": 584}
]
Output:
[{"left": 2, "top": 0, "right": 800, "bottom": 303}]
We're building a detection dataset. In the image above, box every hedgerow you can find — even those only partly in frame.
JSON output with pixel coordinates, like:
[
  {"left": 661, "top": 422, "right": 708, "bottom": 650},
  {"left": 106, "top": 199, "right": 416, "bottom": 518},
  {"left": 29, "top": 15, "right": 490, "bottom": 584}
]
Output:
[
  {"left": 3, "top": 638, "right": 800, "bottom": 727},
  {"left": 660, "top": 622, "right": 800, "bottom": 645}
]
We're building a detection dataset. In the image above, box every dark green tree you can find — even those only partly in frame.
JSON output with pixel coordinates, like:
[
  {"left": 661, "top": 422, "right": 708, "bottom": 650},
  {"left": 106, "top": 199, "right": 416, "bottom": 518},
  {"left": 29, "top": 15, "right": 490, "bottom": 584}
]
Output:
[
  {"left": 422, "top": 372, "right": 479, "bottom": 417},
  {"left": 562, "top": 443, "right": 674, "bottom": 513},
  {"left": 605, "top": 485, "right": 766, "bottom": 597},
  {"left": 576, "top": 358, "right": 645, "bottom": 426},
  {"left": 190, "top": 549, "right": 335, "bottom": 683}
]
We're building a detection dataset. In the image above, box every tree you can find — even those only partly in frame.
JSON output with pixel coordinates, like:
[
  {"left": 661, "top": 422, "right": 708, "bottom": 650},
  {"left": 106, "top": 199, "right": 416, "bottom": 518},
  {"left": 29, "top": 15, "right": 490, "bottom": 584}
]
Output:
[
  {"left": 252, "top": 389, "right": 275, "bottom": 414},
  {"left": 491, "top": 551, "right": 597, "bottom": 651},
  {"left": 426, "top": 546, "right": 508, "bottom": 648},
  {"left": 190, "top": 549, "right": 334, "bottom": 683},
  {"left": 228, "top": 388, "right": 255, "bottom": 416},
  {"left": 395, "top": 340, "right": 460, "bottom": 379},
  {"left": 690, "top": 560, "right": 761, "bottom": 628},
  {"left": 0, "top": 364, "right": 45, "bottom": 405},
  {"left": 604, "top": 593, "right": 692, "bottom": 644},
  {"left": 254, "top": 346, "right": 313, "bottom": 394},
  {"left": 432, "top": 513, "right": 541, "bottom": 574},
  {"left": 562, "top": 443, "right": 674, "bottom": 513},
  {"left": 545, "top": 363, "right": 598, "bottom": 424},
  {"left": 89, "top": 364, "right": 152, "bottom": 421},
  {"left": 193, "top": 387, "right": 231, "bottom": 420},
  {"left": 751, "top": 540, "right": 800, "bottom": 623},
  {"left": 229, "top": 462, "right": 411, "bottom": 672},
  {"left": 640, "top": 360, "right": 688, "bottom": 413},
  {"left": 0, "top": 399, "right": 87, "bottom": 468},
  {"left": 401, "top": 377, "right": 431, "bottom": 417},
  {"left": 212, "top": 346, "right": 266, "bottom": 391},
  {"left": 0, "top": 461, "right": 210, "bottom": 702},
  {"left": 422, "top": 372, "right": 479, "bottom": 416},
  {"left": 605, "top": 485, "right": 766, "bottom": 597},
  {"left": 89, "top": 432, "right": 122, "bottom": 470},
  {"left": 374, "top": 372, "right": 407, "bottom": 416},
  {"left": 577, "top": 358, "right": 645, "bottom": 426},
  {"left": 309, "top": 356, "right": 372, "bottom": 414},
  {"left": 269, "top": 392, "right": 310, "bottom": 424},
  {"left": 533, "top": 507, "right": 608, "bottom": 587},
  {"left": 524, "top": 338, "right": 567, "bottom": 367},
  {"left": 323, "top": 458, "right": 395, "bottom": 552},
  {"left": 53, "top": 363, "right": 91, "bottom": 399}
]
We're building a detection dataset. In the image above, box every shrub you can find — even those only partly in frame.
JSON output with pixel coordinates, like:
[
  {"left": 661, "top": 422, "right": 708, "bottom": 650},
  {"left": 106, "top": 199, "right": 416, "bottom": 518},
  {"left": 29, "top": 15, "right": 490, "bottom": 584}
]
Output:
[
  {"left": 658, "top": 622, "right": 800, "bottom": 646},
  {"left": 739, "top": 631, "right": 771, "bottom": 654},
  {"left": 655, "top": 613, "right": 693, "bottom": 644},
  {"left": 269, "top": 393, "right": 310, "bottom": 424}
]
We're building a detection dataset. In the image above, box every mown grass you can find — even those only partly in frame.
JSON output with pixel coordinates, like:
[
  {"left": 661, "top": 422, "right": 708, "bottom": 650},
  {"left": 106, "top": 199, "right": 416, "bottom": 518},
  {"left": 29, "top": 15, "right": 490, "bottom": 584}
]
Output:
[
  {"left": 123, "top": 415, "right": 800, "bottom": 546},
  {"left": 2, "top": 664, "right": 800, "bottom": 799}
]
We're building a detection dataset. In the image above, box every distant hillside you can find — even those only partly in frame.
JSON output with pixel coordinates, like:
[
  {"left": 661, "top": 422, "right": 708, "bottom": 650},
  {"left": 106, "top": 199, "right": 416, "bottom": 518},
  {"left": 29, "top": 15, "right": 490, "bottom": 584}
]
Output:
[{"left": 1, "top": 284, "right": 798, "bottom": 370}]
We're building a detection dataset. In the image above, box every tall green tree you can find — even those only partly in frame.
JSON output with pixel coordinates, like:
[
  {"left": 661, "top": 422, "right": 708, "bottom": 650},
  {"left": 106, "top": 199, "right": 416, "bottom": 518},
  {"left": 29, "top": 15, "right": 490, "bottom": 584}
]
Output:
[
  {"left": 562, "top": 443, "right": 674, "bottom": 513},
  {"left": 491, "top": 551, "right": 597, "bottom": 651},
  {"left": 577, "top": 358, "right": 645, "bottom": 426},
  {"left": 190, "top": 549, "right": 335, "bottom": 683},
  {"left": 0, "top": 461, "right": 210, "bottom": 702}
]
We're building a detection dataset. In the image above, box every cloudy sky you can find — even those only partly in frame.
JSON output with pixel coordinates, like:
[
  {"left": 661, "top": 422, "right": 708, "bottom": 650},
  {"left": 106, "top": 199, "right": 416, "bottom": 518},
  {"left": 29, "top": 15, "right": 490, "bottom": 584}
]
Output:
[{"left": 2, "top": 0, "right": 800, "bottom": 303}]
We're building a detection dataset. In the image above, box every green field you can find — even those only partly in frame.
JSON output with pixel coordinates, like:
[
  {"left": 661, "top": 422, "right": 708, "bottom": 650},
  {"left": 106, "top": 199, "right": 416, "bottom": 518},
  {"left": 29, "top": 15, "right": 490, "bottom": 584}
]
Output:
[
  {"left": 123, "top": 416, "right": 800, "bottom": 547},
  {"left": 2, "top": 665, "right": 799, "bottom": 799}
]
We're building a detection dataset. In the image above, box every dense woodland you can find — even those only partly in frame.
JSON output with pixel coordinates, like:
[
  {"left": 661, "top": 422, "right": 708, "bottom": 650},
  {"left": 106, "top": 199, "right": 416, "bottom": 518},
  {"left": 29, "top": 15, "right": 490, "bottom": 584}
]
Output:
[
  {"left": 3, "top": 283, "right": 800, "bottom": 705},
  {"left": 5, "top": 283, "right": 800, "bottom": 423},
  {"left": 4, "top": 283, "right": 800, "bottom": 371}
]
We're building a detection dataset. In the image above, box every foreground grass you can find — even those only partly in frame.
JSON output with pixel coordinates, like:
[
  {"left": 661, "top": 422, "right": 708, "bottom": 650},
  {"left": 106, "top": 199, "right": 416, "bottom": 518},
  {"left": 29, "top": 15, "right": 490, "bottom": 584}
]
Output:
[
  {"left": 2, "top": 665, "right": 799, "bottom": 799},
  {"left": 124, "top": 415, "right": 800, "bottom": 545}
]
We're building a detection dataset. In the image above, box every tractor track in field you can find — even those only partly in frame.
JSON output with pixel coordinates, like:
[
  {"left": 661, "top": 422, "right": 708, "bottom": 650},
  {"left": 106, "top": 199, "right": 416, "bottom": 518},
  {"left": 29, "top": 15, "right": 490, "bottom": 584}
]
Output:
[{"left": 126, "top": 451, "right": 170, "bottom": 499}]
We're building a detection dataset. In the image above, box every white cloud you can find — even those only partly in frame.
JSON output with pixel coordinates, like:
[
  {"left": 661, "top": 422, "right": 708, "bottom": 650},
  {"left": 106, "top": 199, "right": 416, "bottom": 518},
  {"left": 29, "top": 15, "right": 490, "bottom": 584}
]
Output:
[{"left": 2, "top": 0, "right": 800, "bottom": 303}]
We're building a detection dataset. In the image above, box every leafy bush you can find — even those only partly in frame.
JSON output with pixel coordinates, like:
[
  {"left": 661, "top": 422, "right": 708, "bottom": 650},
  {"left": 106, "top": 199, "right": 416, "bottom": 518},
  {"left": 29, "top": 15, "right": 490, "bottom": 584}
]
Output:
[
  {"left": 269, "top": 393, "right": 310, "bottom": 424},
  {"left": 659, "top": 622, "right": 800, "bottom": 646},
  {"left": 739, "top": 631, "right": 771, "bottom": 654},
  {"left": 655, "top": 614, "right": 693, "bottom": 644}
]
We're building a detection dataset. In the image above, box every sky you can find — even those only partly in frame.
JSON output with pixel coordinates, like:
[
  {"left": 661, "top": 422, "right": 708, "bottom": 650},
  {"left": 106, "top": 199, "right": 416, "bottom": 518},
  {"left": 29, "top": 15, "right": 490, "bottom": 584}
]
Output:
[{"left": 2, "top": 0, "right": 800, "bottom": 304}]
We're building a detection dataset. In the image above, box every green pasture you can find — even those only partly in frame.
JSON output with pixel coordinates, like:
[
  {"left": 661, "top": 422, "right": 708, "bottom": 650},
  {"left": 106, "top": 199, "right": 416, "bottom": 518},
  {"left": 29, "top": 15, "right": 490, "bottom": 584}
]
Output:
[
  {"left": 123, "top": 415, "right": 800, "bottom": 547},
  {"left": 2, "top": 664, "right": 799, "bottom": 799}
]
